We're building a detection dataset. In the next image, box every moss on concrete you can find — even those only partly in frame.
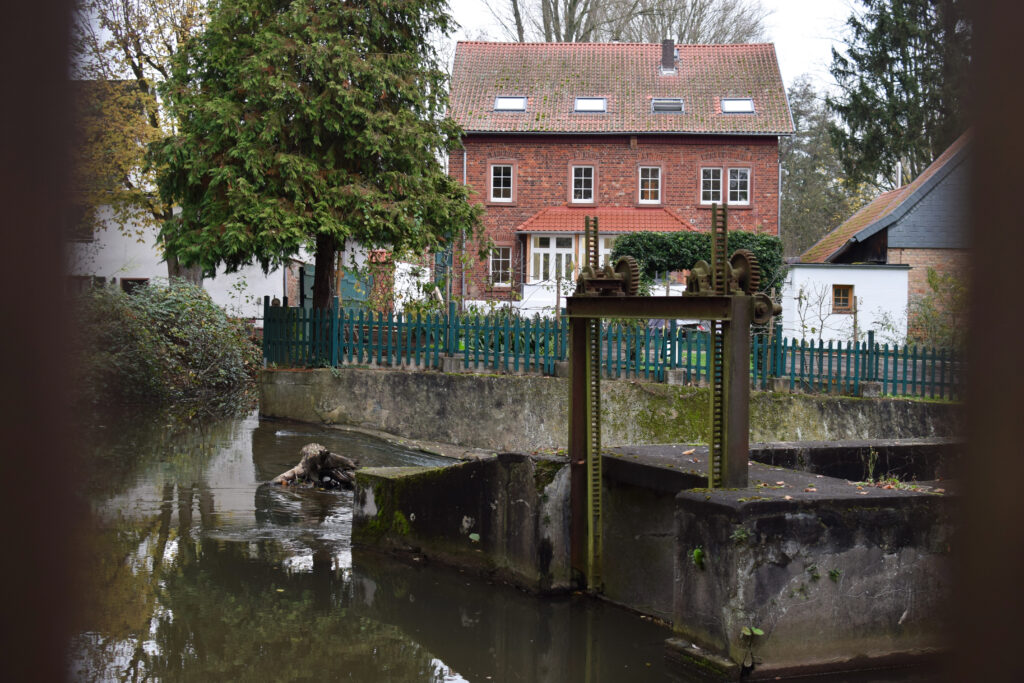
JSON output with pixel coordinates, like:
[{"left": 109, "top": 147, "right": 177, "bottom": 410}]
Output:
[{"left": 262, "top": 368, "right": 962, "bottom": 451}]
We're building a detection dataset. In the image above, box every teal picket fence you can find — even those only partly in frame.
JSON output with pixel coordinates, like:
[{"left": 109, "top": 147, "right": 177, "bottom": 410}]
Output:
[{"left": 262, "top": 297, "right": 961, "bottom": 400}]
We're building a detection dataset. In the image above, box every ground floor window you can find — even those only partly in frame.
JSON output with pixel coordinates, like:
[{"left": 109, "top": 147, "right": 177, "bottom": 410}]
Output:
[
  {"left": 489, "top": 247, "right": 512, "bottom": 286},
  {"left": 531, "top": 235, "right": 574, "bottom": 282},
  {"left": 599, "top": 236, "right": 617, "bottom": 266},
  {"left": 832, "top": 284, "right": 854, "bottom": 313}
]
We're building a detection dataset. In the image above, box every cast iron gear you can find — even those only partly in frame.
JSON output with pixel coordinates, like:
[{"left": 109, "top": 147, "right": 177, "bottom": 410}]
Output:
[
  {"left": 729, "top": 249, "right": 761, "bottom": 294},
  {"left": 614, "top": 255, "right": 641, "bottom": 296}
]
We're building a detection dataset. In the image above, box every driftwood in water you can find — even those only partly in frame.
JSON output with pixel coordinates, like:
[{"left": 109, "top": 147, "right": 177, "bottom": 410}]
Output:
[{"left": 271, "top": 443, "right": 359, "bottom": 489}]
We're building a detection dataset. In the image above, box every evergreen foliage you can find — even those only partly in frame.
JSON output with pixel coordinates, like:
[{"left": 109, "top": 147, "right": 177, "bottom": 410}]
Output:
[
  {"left": 827, "top": 0, "right": 971, "bottom": 190},
  {"left": 781, "top": 76, "right": 871, "bottom": 258},
  {"left": 610, "top": 231, "right": 784, "bottom": 293},
  {"left": 74, "top": 280, "right": 261, "bottom": 412},
  {"left": 153, "top": 0, "right": 482, "bottom": 309}
]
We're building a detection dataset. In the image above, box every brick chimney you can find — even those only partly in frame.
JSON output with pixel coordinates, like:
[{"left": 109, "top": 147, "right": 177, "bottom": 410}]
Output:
[{"left": 661, "top": 39, "right": 675, "bottom": 72}]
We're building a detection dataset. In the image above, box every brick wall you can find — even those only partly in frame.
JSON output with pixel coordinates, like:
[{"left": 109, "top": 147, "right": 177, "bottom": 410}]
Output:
[
  {"left": 887, "top": 247, "right": 969, "bottom": 300},
  {"left": 450, "top": 134, "right": 781, "bottom": 300},
  {"left": 888, "top": 247, "right": 969, "bottom": 341}
]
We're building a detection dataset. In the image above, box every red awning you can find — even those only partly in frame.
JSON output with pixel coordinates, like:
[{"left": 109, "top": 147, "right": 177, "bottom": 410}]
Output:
[{"left": 515, "top": 206, "right": 696, "bottom": 233}]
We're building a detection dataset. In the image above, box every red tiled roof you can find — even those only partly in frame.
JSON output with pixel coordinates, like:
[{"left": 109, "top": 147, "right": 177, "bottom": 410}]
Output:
[
  {"left": 800, "top": 130, "right": 972, "bottom": 263},
  {"left": 450, "top": 42, "right": 793, "bottom": 135},
  {"left": 515, "top": 206, "right": 697, "bottom": 233}
]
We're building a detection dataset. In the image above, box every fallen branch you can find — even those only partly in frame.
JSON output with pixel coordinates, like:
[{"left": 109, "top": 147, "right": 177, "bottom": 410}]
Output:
[{"left": 271, "top": 442, "right": 359, "bottom": 490}]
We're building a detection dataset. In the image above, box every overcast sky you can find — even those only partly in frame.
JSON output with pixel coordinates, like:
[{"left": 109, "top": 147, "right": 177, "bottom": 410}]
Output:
[{"left": 444, "top": 0, "right": 858, "bottom": 92}]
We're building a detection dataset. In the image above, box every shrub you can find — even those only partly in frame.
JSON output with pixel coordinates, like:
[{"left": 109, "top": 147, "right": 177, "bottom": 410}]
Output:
[{"left": 74, "top": 279, "right": 261, "bottom": 413}]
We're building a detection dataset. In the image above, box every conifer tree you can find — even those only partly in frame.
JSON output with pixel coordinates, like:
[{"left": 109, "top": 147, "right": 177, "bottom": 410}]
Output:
[
  {"left": 827, "top": 0, "right": 970, "bottom": 190},
  {"left": 153, "top": 0, "right": 481, "bottom": 309}
]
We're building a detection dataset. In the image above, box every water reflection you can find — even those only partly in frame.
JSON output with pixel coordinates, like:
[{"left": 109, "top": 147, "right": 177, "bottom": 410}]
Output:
[{"left": 73, "top": 412, "right": 672, "bottom": 681}]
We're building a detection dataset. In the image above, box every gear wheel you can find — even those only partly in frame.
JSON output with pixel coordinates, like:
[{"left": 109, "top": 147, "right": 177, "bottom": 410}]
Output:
[
  {"left": 729, "top": 249, "right": 761, "bottom": 294},
  {"left": 614, "top": 255, "right": 641, "bottom": 296}
]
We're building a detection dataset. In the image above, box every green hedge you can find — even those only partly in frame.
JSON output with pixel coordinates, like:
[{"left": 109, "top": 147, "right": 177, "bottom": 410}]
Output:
[{"left": 610, "top": 231, "right": 785, "bottom": 293}]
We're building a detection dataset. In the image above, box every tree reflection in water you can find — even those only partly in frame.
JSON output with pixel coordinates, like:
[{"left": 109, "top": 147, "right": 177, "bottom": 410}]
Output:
[{"left": 71, "top": 410, "right": 670, "bottom": 682}]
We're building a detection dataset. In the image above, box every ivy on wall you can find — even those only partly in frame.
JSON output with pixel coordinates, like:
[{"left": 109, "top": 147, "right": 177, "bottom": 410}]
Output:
[{"left": 610, "top": 231, "right": 786, "bottom": 293}]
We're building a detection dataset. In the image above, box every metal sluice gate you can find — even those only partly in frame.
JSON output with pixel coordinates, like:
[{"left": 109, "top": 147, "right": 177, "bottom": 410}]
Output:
[{"left": 566, "top": 207, "right": 781, "bottom": 592}]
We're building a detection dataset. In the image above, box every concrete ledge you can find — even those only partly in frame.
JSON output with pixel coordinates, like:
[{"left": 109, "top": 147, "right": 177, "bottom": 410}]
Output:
[
  {"left": 260, "top": 367, "right": 963, "bottom": 451},
  {"left": 352, "top": 453, "right": 572, "bottom": 592},
  {"left": 750, "top": 438, "right": 962, "bottom": 481},
  {"left": 671, "top": 486, "right": 955, "bottom": 677}
]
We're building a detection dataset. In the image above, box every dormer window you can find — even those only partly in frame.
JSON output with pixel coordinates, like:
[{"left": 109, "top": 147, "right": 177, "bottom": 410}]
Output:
[
  {"left": 721, "top": 98, "right": 755, "bottom": 114},
  {"left": 651, "top": 98, "right": 684, "bottom": 113},
  {"left": 494, "top": 96, "right": 527, "bottom": 111},
  {"left": 574, "top": 97, "right": 607, "bottom": 113}
]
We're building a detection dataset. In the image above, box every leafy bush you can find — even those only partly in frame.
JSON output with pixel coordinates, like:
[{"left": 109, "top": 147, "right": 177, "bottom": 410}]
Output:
[
  {"left": 610, "top": 231, "right": 786, "bottom": 293},
  {"left": 74, "top": 279, "right": 261, "bottom": 412}
]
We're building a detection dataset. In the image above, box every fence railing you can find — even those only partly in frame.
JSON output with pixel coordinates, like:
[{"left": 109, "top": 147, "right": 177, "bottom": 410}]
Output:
[{"left": 263, "top": 298, "right": 961, "bottom": 400}]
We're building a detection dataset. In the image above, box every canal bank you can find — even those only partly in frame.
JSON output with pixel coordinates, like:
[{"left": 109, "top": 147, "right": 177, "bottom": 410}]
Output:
[{"left": 260, "top": 367, "right": 962, "bottom": 450}]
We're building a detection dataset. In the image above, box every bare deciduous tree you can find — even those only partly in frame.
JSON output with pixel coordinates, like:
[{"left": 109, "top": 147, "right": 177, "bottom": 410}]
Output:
[{"left": 487, "top": 0, "right": 769, "bottom": 44}]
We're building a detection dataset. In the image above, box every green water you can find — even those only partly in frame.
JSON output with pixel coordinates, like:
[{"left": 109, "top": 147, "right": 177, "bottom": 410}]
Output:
[{"left": 71, "top": 412, "right": 672, "bottom": 682}]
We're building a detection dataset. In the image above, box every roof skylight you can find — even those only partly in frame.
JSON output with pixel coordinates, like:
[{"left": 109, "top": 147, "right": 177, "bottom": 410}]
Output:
[
  {"left": 651, "top": 98, "right": 684, "bottom": 113},
  {"left": 494, "top": 96, "right": 527, "bottom": 111},
  {"left": 721, "top": 98, "right": 755, "bottom": 114},
  {"left": 574, "top": 97, "right": 607, "bottom": 113}
]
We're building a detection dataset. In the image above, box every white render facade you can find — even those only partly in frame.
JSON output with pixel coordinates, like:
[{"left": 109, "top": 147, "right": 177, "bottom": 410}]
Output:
[
  {"left": 66, "top": 207, "right": 288, "bottom": 320},
  {"left": 782, "top": 263, "right": 910, "bottom": 344}
]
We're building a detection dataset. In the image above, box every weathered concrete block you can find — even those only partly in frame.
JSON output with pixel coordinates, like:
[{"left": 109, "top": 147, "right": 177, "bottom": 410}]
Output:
[
  {"left": 352, "top": 454, "right": 572, "bottom": 592},
  {"left": 440, "top": 354, "right": 466, "bottom": 373},
  {"left": 261, "top": 368, "right": 963, "bottom": 450},
  {"left": 671, "top": 487, "right": 955, "bottom": 679},
  {"left": 861, "top": 381, "right": 883, "bottom": 398},
  {"left": 750, "top": 438, "right": 963, "bottom": 482}
]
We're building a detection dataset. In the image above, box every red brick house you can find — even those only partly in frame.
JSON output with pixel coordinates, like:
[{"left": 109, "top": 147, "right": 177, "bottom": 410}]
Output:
[{"left": 447, "top": 40, "right": 793, "bottom": 312}]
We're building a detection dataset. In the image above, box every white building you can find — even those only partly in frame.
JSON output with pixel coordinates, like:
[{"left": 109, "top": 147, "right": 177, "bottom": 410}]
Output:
[
  {"left": 67, "top": 208, "right": 290, "bottom": 321},
  {"left": 782, "top": 263, "right": 909, "bottom": 344}
]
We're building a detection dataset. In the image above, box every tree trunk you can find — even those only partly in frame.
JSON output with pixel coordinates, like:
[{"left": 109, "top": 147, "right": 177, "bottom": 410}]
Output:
[
  {"left": 165, "top": 252, "right": 204, "bottom": 285},
  {"left": 313, "top": 232, "right": 337, "bottom": 310}
]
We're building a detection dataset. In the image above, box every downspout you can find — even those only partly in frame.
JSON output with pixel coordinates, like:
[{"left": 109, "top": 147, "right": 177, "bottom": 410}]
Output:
[
  {"left": 461, "top": 148, "right": 467, "bottom": 308},
  {"left": 777, "top": 158, "right": 783, "bottom": 240}
]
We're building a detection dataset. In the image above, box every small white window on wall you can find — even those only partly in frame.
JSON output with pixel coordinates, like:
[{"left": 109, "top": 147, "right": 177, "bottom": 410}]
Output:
[
  {"left": 531, "top": 235, "right": 574, "bottom": 282},
  {"left": 701, "top": 167, "right": 722, "bottom": 204},
  {"left": 491, "top": 164, "right": 513, "bottom": 202},
  {"left": 490, "top": 247, "right": 512, "bottom": 286},
  {"left": 639, "top": 166, "right": 660, "bottom": 203},
  {"left": 572, "top": 165, "right": 594, "bottom": 203},
  {"left": 729, "top": 168, "right": 750, "bottom": 205}
]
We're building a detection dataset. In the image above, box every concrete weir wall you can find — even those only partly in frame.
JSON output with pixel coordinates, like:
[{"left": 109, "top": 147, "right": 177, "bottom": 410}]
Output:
[
  {"left": 352, "top": 450, "right": 955, "bottom": 679},
  {"left": 353, "top": 454, "right": 573, "bottom": 592},
  {"left": 260, "top": 368, "right": 962, "bottom": 449}
]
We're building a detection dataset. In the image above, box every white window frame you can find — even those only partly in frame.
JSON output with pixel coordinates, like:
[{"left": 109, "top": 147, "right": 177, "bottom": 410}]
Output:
[
  {"left": 701, "top": 167, "right": 722, "bottom": 204},
  {"left": 728, "top": 168, "right": 750, "bottom": 205},
  {"left": 572, "top": 165, "right": 594, "bottom": 204},
  {"left": 530, "top": 235, "right": 575, "bottom": 283},
  {"left": 721, "top": 98, "right": 755, "bottom": 114},
  {"left": 490, "top": 164, "right": 513, "bottom": 203},
  {"left": 599, "top": 236, "right": 617, "bottom": 266},
  {"left": 489, "top": 246, "right": 512, "bottom": 286},
  {"left": 639, "top": 166, "right": 661, "bottom": 204},
  {"left": 494, "top": 96, "right": 527, "bottom": 111},
  {"left": 574, "top": 97, "right": 607, "bottom": 113}
]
